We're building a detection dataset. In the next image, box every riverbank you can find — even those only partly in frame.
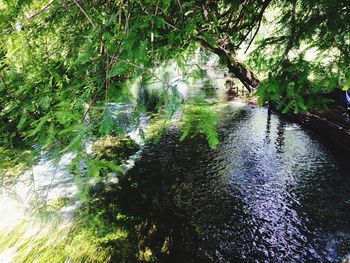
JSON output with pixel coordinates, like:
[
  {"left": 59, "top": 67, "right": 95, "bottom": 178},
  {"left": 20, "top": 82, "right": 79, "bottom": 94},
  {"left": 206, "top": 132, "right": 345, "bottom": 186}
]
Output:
[{"left": 268, "top": 100, "right": 350, "bottom": 153}]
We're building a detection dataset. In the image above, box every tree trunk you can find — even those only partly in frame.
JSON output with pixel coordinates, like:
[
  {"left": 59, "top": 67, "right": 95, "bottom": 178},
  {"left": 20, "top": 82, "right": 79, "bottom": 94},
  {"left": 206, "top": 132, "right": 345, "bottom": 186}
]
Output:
[
  {"left": 197, "top": 38, "right": 260, "bottom": 93},
  {"left": 225, "top": 52, "right": 260, "bottom": 93}
]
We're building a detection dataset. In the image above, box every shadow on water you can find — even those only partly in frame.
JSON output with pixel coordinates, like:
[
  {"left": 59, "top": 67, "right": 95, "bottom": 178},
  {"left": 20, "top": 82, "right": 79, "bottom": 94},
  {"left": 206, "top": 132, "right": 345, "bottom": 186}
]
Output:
[
  {"left": 85, "top": 130, "right": 221, "bottom": 262},
  {"left": 87, "top": 103, "right": 350, "bottom": 262}
]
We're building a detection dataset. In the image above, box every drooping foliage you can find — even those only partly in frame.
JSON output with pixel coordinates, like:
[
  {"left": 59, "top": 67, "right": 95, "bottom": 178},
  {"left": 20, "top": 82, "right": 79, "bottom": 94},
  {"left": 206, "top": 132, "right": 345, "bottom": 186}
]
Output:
[
  {"left": 1, "top": 1, "right": 349, "bottom": 261},
  {"left": 0, "top": 0, "right": 349, "bottom": 167},
  {"left": 180, "top": 99, "right": 219, "bottom": 149},
  {"left": 250, "top": 0, "right": 350, "bottom": 112}
]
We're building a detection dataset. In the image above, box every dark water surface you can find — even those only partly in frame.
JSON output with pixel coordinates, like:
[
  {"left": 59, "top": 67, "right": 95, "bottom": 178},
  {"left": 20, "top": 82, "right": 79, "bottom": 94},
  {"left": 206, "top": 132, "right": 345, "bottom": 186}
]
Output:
[{"left": 118, "top": 103, "right": 350, "bottom": 262}]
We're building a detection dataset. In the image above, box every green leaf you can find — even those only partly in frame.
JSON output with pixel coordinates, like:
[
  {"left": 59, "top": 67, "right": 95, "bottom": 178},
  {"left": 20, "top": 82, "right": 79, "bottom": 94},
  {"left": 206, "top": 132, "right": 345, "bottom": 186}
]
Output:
[
  {"left": 26, "top": 114, "right": 50, "bottom": 138},
  {"left": 108, "top": 61, "right": 130, "bottom": 78},
  {"left": 202, "top": 32, "right": 218, "bottom": 48},
  {"left": 163, "top": 0, "right": 172, "bottom": 10},
  {"left": 17, "top": 114, "right": 28, "bottom": 130},
  {"left": 99, "top": 108, "right": 115, "bottom": 135}
]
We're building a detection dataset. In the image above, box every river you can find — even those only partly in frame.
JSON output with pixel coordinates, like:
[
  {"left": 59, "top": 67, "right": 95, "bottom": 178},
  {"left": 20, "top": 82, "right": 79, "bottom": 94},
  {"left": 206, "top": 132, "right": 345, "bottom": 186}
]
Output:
[
  {"left": 112, "top": 101, "right": 350, "bottom": 262},
  {"left": 1, "top": 66, "right": 350, "bottom": 262}
]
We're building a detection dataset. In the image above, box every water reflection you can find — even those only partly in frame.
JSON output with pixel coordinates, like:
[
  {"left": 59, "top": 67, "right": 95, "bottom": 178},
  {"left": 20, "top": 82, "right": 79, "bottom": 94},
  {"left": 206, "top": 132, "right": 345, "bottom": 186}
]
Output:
[
  {"left": 275, "top": 117, "right": 286, "bottom": 153},
  {"left": 113, "top": 103, "right": 350, "bottom": 262},
  {"left": 264, "top": 109, "right": 272, "bottom": 145}
]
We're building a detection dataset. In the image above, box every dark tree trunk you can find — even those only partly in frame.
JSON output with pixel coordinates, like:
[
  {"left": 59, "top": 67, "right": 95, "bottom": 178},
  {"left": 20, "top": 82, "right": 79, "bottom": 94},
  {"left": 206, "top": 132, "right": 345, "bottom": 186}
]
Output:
[
  {"left": 197, "top": 38, "right": 260, "bottom": 93},
  {"left": 225, "top": 52, "right": 260, "bottom": 93}
]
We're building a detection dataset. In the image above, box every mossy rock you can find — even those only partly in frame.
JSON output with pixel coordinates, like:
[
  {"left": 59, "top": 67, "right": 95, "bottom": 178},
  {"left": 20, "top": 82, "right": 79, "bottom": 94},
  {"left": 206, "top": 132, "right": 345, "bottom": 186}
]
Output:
[{"left": 92, "top": 135, "right": 140, "bottom": 163}]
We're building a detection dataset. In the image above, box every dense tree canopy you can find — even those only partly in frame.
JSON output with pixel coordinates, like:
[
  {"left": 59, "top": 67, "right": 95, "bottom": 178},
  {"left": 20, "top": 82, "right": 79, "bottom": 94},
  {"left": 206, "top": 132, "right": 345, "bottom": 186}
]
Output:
[
  {"left": 252, "top": 0, "right": 350, "bottom": 112},
  {"left": 0, "top": 0, "right": 349, "bottom": 164}
]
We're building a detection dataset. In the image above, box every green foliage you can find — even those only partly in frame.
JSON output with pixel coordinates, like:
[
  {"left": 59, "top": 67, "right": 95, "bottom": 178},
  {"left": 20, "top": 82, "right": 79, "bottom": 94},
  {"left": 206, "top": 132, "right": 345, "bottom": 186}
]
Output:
[
  {"left": 144, "top": 114, "right": 169, "bottom": 143},
  {"left": 0, "top": 220, "right": 117, "bottom": 263},
  {"left": 250, "top": 0, "right": 350, "bottom": 111},
  {"left": 255, "top": 57, "right": 336, "bottom": 112},
  {"left": 0, "top": 147, "right": 38, "bottom": 179},
  {"left": 108, "top": 61, "right": 131, "bottom": 79},
  {"left": 180, "top": 99, "right": 219, "bottom": 149},
  {"left": 137, "top": 86, "right": 165, "bottom": 113},
  {"left": 99, "top": 107, "right": 116, "bottom": 136},
  {"left": 1, "top": 3, "right": 349, "bottom": 262},
  {"left": 0, "top": 0, "right": 348, "bottom": 182},
  {"left": 341, "top": 68, "right": 350, "bottom": 91}
]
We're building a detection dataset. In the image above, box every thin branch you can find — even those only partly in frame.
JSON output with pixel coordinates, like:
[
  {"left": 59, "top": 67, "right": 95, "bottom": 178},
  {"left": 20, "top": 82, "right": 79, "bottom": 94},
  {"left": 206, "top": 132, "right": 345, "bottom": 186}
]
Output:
[
  {"left": 0, "top": 72, "right": 8, "bottom": 91},
  {"left": 284, "top": 0, "right": 297, "bottom": 58},
  {"left": 109, "top": 56, "right": 176, "bottom": 90},
  {"left": 118, "top": 0, "right": 124, "bottom": 29},
  {"left": 161, "top": 18, "right": 180, "bottom": 31},
  {"left": 175, "top": 0, "right": 184, "bottom": 23},
  {"left": 72, "top": 0, "right": 95, "bottom": 27},
  {"left": 82, "top": 90, "right": 101, "bottom": 121},
  {"left": 26, "top": 0, "right": 56, "bottom": 20},
  {"left": 244, "top": 16, "right": 263, "bottom": 53},
  {"left": 235, "top": 0, "right": 272, "bottom": 49}
]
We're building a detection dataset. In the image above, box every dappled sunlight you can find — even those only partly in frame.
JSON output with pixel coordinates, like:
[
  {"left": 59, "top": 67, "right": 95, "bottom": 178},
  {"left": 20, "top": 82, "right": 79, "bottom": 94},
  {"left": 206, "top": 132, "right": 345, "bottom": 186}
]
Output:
[{"left": 1, "top": 0, "right": 349, "bottom": 261}]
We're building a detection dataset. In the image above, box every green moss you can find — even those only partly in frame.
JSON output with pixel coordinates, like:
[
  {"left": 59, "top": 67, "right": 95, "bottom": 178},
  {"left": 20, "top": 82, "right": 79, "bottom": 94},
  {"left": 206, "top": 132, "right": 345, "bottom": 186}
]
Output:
[
  {"left": 144, "top": 115, "right": 169, "bottom": 142},
  {"left": 92, "top": 135, "right": 139, "bottom": 163}
]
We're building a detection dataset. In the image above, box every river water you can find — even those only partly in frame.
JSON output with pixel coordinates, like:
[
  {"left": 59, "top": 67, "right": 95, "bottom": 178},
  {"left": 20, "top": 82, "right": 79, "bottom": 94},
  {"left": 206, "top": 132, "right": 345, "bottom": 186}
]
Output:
[
  {"left": 1, "top": 63, "right": 349, "bottom": 262},
  {"left": 116, "top": 101, "right": 350, "bottom": 262}
]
